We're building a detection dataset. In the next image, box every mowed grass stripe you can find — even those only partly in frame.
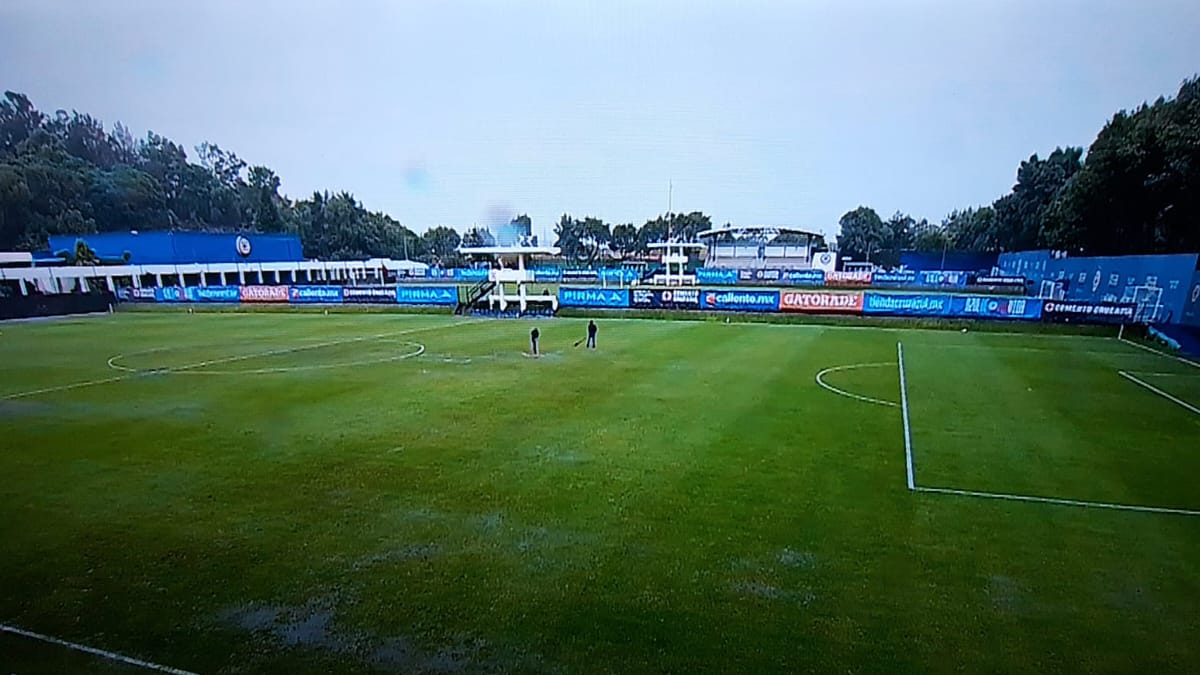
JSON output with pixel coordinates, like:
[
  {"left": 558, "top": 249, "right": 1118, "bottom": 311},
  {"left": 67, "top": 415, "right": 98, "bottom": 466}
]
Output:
[{"left": 3, "top": 315, "right": 1200, "bottom": 674}]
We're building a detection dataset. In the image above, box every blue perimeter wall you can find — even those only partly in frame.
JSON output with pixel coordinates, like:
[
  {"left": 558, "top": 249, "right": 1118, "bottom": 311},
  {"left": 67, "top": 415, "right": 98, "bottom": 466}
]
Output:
[
  {"left": 998, "top": 251, "right": 1199, "bottom": 323},
  {"left": 48, "top": 232, "right": 305, "bottom": 264}
]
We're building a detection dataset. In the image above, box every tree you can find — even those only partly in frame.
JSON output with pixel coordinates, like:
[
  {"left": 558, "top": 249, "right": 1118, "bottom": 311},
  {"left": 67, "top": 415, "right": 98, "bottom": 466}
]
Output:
[
  {"left": 610, "top": 223, "right": 639, "bottom": 260},
  {"left": 0, "top": 91, "right": 45, "bottom": 158},
  {"left": 422, "top": 225, "right": 461, "bottom": 263},
  {"left": 553, "top": 214, "right": 584, "bottom": 261},
  {"left": 1041, "top": 77, "right": 1200, "bottom": 254},
  {"left": 835, "top": 206, "right": 885, "bottom": 263},
  {"left": 578, "top": 216, "right": 612, "bottom": 265},
  {"left": 461, "top": 226, "right": 495, "bottom": 248},
  {"left": 989, "top": 147, "right": 1083, "bottom": 251},
  {"left": 247, "top": 165, "right": 284, "bottom": 232}
]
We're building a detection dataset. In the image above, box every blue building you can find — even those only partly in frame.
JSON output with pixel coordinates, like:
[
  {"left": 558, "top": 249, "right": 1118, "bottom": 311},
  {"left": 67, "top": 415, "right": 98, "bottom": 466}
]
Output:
[{"left": 47, "top": 232, "right": 305, "bottom": 265}]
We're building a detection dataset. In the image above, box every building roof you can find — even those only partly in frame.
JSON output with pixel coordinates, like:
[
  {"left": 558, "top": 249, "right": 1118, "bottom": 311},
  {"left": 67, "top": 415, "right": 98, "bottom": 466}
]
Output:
[
  {"left": 457, "top": 245, "right": 561, "bottom": 256},
  {"left": 696, "top": 225, "right": 823, "bottom": 240}
]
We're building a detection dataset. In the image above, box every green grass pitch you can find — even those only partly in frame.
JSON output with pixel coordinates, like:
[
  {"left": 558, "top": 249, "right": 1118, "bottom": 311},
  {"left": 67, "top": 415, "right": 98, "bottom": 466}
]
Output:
[{"left": 1, "top": 312, "right": 1199, "bottom": 674}]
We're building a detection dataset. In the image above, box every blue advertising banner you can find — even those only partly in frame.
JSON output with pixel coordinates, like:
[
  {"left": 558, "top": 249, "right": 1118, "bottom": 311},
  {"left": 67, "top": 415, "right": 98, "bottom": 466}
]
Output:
[
  {"left": 700, "top": 289, "right": 780, "bottom": 312},
  {"left": 288, "top": 286, "right": 343, "bottom": 304},
  {"left": 862, "top": 293, "right": 952, "bottom": 316},
  {"left": 919, "top": 270, "right": 968, "bottom": 287},
  {"left": 559, "top": 287, "right": 630, "bottom": 308},
  {"left": 532, "top": 268, "right": 561, "bottom": 282},
  {"left": 395, "top": 286, "right": 457, "bottom": 305},
  {"left": 186, "top": 286, "right": 240, "bottom": 303},
  {"left": 454, "top": 269, "right": 489, "bottom": 281},
  {"left": 342, "top": 287, "right": 398, "bottom": 304},
  {"left": 154, "top": 286, "right": 186, "bottom": 302},
  {"left": 599, "top": 268, "right": 639, "bottom": 283},
  {"left": 562, "top": 269, "right": 599, "bottom": 283},
  {"left": 948, "top": 295, "right": 1041, "bottom": 319},
  {"left": 630, "top": 288, "right": 700, "bottom": 309},
  {"left": 696, "top": 268, "right": 738, "bottom": 285},
  {"left": 780, "top": 269, "right": 826, "bottom": 286},
  {"left": 873, "top": 271, "right": 917, "bottom": 285}
]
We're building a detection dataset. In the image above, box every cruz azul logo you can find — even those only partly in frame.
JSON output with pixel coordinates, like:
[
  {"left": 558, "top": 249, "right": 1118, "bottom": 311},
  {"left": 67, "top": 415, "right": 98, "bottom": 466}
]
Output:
[
  {"left": 235, "top": 235, "right": 252, "bottom": 257},
  {"left": 779, "top": 292, "right": 863, "bottom": 313}
]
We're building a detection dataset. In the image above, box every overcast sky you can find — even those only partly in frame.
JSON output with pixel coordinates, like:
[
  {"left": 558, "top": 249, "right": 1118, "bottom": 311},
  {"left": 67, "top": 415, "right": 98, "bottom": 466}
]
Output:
[{"left": 2, "top": 0, "right": 1199, "bottom": 241}]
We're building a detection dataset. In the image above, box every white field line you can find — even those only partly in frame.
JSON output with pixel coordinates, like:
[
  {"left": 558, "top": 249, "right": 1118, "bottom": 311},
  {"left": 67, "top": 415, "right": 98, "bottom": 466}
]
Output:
[
  {"left": 0, "top": 374, "right": 133, "bottom": 401},
  {"left": 171, "top": 342, "right": 426, "bottom": 375},
  {"left": 162, "top": 319, "right": 476, "bottom": 374},
  {"left": 814, "top": 363, "right": 899, "bottom": 408},
  {"left": 0, "top": 624, "right": 198, "bottom": 674},
  {"left": 1118, "top": 336, "right": 1200, "bottom": 369},
  {"left": 915, "top": 486, "right": 1200, "bottom": 517},
  {"left": 1124, "top": 370, "right": 1200, "bottom": 378},
  {"left": 1118, "top": 370, "right": 1200, "bottom": 416},
  {"left": 4, "top": 319, "right": 476, "bottom": 400},
  {"left": 897, "top": 342, "right": 915, "bottom": 491}
]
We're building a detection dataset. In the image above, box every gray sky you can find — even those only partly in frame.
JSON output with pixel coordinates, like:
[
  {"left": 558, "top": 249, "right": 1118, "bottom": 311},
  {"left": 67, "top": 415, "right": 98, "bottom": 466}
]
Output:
[{"left": 2, "top": 0, "right": 1199, "bottom": 241}]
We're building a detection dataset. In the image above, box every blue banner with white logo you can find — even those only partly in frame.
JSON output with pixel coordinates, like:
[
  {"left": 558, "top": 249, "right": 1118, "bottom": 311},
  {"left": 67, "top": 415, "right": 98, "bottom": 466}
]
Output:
[
  {"left": 186, "top": 286, "right": 241, "bottom": 303},
  {"left": 919, "top": 270, "right": 968, "bottom": 287},
  {"left": 696, "top": 268, "right": 739, "bottom": 285},
  {"left": 454, "top": 268, "right": 490, "bottom": 282},
  {"left": 395, "top": 286, "right": 458, "bottom": 305},
  {"left": 154, "top": 286, "right": 186, "bottom": 302},
  {"left": 948, "top": 295, "right": 1041, "bottom": 319},
  {"left": 780, "top": 269, "right": 826, "bottom": 286},
  {"left": 599, "top": 268, "right": 639, "bottom": 283},
  {"left": 700, "top": 289, "right": 780, "bottom": 312},
  {"left": 288, "top": 286, "right": 343, "bottom": 304},
  {"left": 873, "top": 271, "right": 917, "bottom": 285},
  {"left": 559, "top": 287, "right": 630, "bottom": 308},
  {"left": 862, "top": 292, "right": 952, "bottom": 316}
]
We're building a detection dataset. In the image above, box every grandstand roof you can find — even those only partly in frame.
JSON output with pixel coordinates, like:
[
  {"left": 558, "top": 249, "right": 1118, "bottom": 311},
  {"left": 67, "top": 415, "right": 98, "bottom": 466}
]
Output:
[
  {"left": 696, "top": 225, "right": 822, "bottom": 240},
  {"left": 457, "top": 245, "right": 561, "bottom": 256}
]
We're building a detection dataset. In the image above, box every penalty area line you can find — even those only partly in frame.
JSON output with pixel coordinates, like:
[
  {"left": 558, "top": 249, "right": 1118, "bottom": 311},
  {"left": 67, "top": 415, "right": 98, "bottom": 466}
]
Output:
[
  {"left": 914, "top": 485, "right": 1200, "bottom": 517},
  {"left": 897, "top": 342, "right": 915, "bottom": 491},
  {"left": 1118, "top": 370, "right": 1200, "bottom": 416},
  {"left": 0, "top": 624, "right": 198, "bottom": 675}
]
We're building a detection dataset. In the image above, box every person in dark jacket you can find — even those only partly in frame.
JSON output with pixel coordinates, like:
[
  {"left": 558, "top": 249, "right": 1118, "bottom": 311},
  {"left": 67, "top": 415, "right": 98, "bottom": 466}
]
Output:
[
  {"left": 586, "top": 320, "right": 598, "bottom": 349},
  {"left": 530, "top": 326, "right": 540, "bottom": 356}
]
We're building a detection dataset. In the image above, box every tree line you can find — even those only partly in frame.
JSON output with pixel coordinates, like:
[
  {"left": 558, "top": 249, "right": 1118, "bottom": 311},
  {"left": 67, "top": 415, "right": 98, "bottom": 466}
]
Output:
[
  {"left": 837, "top": 76, "right": 1200, "bottom": 265},
  {"left": 0, "top": 89, "right": 724, "bottom": 266},
  {"left": 6, "top": 76, "right": 1198, "bottom": 268}
]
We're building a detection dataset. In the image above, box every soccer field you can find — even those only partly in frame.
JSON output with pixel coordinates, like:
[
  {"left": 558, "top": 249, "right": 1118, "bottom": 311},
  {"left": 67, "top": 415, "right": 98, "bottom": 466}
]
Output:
[{"left": 1, "top": 312, "right": 1198, "bottom": 674}]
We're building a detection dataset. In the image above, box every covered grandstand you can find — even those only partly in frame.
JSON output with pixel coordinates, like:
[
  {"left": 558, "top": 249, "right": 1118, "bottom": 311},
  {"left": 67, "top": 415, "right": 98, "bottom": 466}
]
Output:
[{"left": 696, "top": 225, "right": 827, "bottom": 270}]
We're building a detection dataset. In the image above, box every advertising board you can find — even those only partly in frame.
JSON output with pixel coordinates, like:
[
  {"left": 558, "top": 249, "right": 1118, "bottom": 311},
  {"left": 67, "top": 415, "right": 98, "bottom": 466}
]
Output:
[
  {"left": 559, "top": 287, "right": 629, "bottom": 308},
  {"left": 700, "top": 289, "right": 780, "bottom": 312},
  {"left": 395, "top": 286, "right": 457, "bottom": 305},
  {"left": 779, "top": 291, "right": 864, "bottom": 313},
  {"left": 630, "top": 288, "right": 700, "bottom": 309}
]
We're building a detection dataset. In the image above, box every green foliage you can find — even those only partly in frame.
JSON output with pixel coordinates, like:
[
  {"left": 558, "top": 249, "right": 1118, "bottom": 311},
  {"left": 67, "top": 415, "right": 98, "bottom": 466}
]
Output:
[
  {"left": 835, "top": 206, "right": 885, "bottom": 262},
  {"left": 845, "top": 75, "right": 1200, "bottom": 258},
  {"left": 421, "top": 225, "right": 461, "bottom": 264}
]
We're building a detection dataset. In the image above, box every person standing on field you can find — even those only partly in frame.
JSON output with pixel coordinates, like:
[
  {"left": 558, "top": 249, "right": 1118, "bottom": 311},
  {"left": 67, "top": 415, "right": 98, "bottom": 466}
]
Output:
[
  {"left": 586, "top": 320, "right": 598, "bottom": 349},
  {"left": 530, "top": 326, "right": 540, "bottom": 356}
]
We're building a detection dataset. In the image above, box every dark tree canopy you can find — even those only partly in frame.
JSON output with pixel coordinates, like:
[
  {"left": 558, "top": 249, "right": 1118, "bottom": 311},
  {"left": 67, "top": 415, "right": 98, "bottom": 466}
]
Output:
[{"left": 840, "top": 75, "right": 1200, "bottom": 259}]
